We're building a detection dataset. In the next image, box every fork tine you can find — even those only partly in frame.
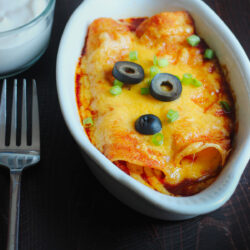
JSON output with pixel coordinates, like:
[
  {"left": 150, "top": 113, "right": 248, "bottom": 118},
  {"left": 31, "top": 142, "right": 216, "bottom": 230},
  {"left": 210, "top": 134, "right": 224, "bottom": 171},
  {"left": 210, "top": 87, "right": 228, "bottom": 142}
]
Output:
[
  {"left": 32, "top": 80, "right": 40, "bottom": 149},
  {"left": 9, "top": 79, "right": 17, "bottom": 146},
  {"left": 21, "top": 79, "right": 27, "bottom": 146},
  {"left": 0, "top": 79, "right": 7, "bottom": 147}
]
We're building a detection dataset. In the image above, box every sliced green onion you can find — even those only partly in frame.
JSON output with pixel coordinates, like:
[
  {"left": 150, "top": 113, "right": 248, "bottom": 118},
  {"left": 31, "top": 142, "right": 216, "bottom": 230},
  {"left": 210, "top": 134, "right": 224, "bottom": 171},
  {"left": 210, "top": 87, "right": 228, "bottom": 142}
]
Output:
[
  {"left": 113, "top": 79, "right": 123, "bottom": 87},
  {"left": 204, "top": 49, "right": 214, "bottom": 59},
  {"left": 175, "top": 75, "right": 181, "bottom": 81},
  {"left": 167, "top": 109, "right": 179, "bottom": 123},
  {"left": 153, "top": 55, "right": 168, "bottom": 68},
  {"left": 192, "top": 79, "right": 203, "bottom": 87},
  {"left": 158, "top": 58, "right": 168, "bottom": 68},
  {"left": 182, "top": 73, "right": 193, "bottom": 85},
  {"left": 83, "top": 117, "right": 93, "bottom": 127},
  {"left": 150, "top": 66, "right": 160, "bottom": 78},
  {"left": 152, "top": 133, "right": 164, "bottom": 146},
  {"left": 220, "top": 101, "right": 231, "bottom": 113},
  {"left": 187, "top": 35, "right": 200, "bottom": 47},
  {"left": 153, "top": 55, "right": 158, "bottom": 65},
  {"left": 141, "top": 88, "right": 150, "bottom": 95},
  {"left": 110, "top": 86, "right": 122, "bottom": 96},
  {"left": 129, "top": 51, "right": 138, "bottom": 61},
  {"left": 147, "top": 79, "right": 152, "bottom": 86}
]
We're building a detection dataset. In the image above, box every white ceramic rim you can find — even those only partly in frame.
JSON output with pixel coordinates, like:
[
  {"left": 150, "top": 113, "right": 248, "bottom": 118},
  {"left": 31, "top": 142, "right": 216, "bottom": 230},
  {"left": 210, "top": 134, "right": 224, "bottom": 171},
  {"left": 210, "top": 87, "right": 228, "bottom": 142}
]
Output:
[{"left": 57, "top": 0, "right": 250, "bottom": 216}]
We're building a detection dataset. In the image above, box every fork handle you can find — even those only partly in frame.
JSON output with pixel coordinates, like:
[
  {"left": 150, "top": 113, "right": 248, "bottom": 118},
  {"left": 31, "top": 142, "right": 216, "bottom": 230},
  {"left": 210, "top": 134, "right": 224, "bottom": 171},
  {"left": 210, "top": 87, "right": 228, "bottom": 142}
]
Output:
[{"left": 7, "top": 171, "right": 22, "bottom": 250}]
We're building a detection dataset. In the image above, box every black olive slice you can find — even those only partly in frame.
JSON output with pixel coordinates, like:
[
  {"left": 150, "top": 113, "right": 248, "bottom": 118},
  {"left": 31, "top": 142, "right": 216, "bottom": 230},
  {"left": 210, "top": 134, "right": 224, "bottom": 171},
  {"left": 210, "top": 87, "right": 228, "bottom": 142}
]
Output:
[
  {"left": 112, "top": 61, "right": 144, "bottom": 84},
  {"left": 150, "top": 73, "right": 182, "bottom": 102},
  {"left": 135, "top": 114, "right": 162, "bottom": 135}
]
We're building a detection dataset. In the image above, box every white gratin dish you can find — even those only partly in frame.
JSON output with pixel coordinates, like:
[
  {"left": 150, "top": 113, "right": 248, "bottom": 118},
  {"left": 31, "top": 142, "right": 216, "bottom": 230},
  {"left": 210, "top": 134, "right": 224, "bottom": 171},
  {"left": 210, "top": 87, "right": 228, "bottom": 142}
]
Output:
[{"left": 56, "top": 0, "right": 250, "bottom": 220}]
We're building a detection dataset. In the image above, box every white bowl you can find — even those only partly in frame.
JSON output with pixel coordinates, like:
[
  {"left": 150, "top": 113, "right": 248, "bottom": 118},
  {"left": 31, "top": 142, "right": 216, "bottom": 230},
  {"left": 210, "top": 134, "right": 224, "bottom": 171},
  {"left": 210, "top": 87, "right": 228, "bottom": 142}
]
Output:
[{"left": 56, "top": 0, "right": 250, "bottom": 220}]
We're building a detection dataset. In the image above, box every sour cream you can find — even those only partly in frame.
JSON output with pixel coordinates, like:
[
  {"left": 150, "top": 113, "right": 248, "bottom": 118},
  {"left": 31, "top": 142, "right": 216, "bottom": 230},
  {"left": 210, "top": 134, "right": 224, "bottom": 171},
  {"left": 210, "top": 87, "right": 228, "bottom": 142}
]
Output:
[
  {"left": 0, "top": 0, "right": 55, "bottom": 77},
  {"left": 0, "top": 0, "right": 47, "bottom": 32}
]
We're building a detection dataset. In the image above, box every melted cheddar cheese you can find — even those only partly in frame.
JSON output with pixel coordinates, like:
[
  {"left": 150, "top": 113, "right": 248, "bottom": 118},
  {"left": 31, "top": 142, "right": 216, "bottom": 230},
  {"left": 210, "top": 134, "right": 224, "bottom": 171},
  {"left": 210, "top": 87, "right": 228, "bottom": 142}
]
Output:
[{"left": 76, "top": 12, "right": 235, "bottom": 196}]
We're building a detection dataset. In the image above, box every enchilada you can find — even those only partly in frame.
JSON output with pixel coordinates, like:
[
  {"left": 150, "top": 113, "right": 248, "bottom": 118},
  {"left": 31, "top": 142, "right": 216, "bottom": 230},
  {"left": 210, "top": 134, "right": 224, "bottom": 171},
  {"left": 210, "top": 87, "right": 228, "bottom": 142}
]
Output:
[{"left": 75, "top": 12, "right": 235, "bottom": 196}]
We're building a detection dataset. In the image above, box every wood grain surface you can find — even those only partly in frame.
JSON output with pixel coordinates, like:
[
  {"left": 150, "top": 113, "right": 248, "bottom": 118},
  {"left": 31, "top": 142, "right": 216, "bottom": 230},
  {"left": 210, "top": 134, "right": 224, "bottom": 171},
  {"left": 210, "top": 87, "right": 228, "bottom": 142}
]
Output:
[{"left": 0, "top": 0, "right": 249, "bottom": 249}]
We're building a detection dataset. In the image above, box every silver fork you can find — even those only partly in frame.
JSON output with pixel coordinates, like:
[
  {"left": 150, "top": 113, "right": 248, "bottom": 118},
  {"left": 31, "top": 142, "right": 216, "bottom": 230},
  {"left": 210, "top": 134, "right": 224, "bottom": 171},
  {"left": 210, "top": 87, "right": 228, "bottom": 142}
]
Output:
[{"left": 0, "top": 79, "right": 40, "bottom": 250}]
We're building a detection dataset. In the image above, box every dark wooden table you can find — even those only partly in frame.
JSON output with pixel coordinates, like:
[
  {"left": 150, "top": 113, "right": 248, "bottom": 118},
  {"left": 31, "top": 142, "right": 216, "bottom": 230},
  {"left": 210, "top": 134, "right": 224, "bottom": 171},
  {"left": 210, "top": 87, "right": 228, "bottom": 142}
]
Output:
[{"left": 0, "top": 0, "right": 249, "bottom": 249}]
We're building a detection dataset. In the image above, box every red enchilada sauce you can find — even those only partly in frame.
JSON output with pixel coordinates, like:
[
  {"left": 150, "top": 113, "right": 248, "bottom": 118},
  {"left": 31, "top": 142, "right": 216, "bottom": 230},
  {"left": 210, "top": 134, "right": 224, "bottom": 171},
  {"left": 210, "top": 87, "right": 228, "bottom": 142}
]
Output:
[
  {"left": 120, "top": 17, "right": 147, "bottom": 32},
  {"left": 114, "top": 160, "right": 222, "bottom": 196}
]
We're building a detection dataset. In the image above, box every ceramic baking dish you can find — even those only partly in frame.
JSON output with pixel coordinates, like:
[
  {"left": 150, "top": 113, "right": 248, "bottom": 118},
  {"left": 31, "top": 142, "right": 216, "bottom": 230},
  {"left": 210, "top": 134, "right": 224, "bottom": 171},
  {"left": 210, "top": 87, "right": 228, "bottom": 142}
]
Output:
[{"left": 56, "top": 0, "right": 250, "bottom": 220}]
